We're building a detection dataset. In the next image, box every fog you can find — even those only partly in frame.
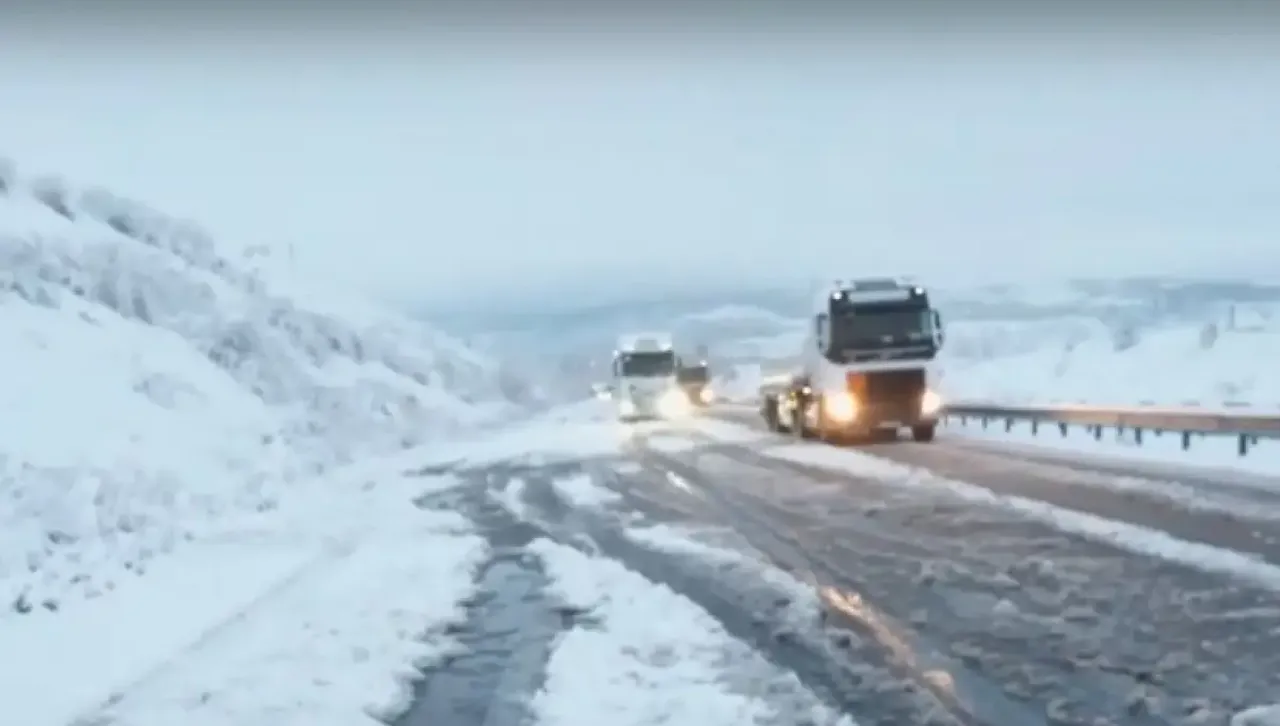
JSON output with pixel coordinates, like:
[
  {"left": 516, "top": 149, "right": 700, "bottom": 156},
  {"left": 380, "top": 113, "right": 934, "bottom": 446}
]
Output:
[{"left": 3, "top": 10, "right": 1279, "bottom": 313}]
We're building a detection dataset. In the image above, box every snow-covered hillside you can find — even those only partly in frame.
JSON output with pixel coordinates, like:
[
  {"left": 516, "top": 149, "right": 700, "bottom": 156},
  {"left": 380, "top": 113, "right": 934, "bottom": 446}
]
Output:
[
  {"left": 944, "top": 315, "right": 1280, "bottom": 407},
  {"left": 0, "top": 157, "right": 535, "bottom": 614}
]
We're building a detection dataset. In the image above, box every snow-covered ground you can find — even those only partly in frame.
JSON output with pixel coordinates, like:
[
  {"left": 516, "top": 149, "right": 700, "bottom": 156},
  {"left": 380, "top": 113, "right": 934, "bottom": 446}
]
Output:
[
  {"left": 531, "top": 538, "right": 851, "bottom": 726},
  {"left": 943, "top": 316, "right": 1280, "bottom": 409},
  {"left": 0, "top": 158, "right": 539, "bottom": 602},
  {"left": 0, "top": 159, "right": 537, "bottom": 725},
  {"left": 11, "top": 470, "right": 488, "bottom": 726}
]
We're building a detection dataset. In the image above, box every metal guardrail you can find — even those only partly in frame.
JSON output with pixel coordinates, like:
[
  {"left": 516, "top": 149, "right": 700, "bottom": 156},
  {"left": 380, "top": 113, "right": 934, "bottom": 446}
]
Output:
[{"left": 941, "top": 402, "right": 1280, "bottom": 456}]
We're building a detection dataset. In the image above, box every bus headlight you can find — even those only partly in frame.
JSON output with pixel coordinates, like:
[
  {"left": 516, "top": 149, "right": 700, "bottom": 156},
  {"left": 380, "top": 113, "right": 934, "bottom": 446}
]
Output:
[
  {"left": 824, "top": 392, "right": 858, "bottom": 423},
  {"left": 657, "top": 389, "right": 691, "bottom": 418},
  {"left": 921, "top": 390, "right": 942, "bottom": 416}
]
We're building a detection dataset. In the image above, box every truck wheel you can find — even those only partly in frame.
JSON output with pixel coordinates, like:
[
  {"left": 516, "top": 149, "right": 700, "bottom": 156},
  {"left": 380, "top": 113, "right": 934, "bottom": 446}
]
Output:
[
  {"left": 762, "top": 395, "right": 780, "bottom": 431},
  {"left": 815, "top": 401, "right": 840, "bottom": 445},
  {"left": 911, "top": 423, "right": 936, "bottom": 443},
  {"left": 796, "top": 401, "right": 816, "bottom": 440}
]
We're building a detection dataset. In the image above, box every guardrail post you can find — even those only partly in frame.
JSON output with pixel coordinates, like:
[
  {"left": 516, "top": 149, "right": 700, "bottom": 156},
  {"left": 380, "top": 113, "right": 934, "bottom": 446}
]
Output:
[
  {"left": 1181, "top": 431, "right": 1191, "bottom": 450},
  {"left": 1239, "top": 434, "right": 1249, "bottom": 456}
]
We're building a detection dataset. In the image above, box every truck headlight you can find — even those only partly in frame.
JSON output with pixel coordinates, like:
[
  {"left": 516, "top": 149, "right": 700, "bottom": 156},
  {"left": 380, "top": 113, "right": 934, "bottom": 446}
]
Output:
[
  {"left": 823, "top": 392, "right": 857, "bottom": 423},
  {"left": 698, "top": 388, "right": 714, "bottom": 404},
  {"left": 619, "top": 399, "right": 637, "bottom": 415},
  {"left": 921, "top": 390, "right": 942, "bottom": 416},
  {"left": 657, "top": 389, "right": 690, "bottom": 418}
]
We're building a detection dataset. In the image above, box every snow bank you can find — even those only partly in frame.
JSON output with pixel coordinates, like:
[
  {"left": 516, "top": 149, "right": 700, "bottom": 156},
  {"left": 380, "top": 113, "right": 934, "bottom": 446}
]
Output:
[
  {"left": 531, "top": 538, "right": 851, "bottom": 726},
  {"left": 5, "top": 467, "right": 487, "bottom": 726},
  {"left": 0, "top": 157, "right": 528, "bottom": 613}
]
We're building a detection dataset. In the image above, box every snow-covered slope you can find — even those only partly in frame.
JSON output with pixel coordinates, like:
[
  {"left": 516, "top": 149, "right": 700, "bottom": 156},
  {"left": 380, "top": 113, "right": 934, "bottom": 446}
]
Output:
[
  {"left": 0, "top": 158, "right": 533, "bottom": 613},
  {"left": 944, "top": 316, "right": 1280, "bottom": 408}
]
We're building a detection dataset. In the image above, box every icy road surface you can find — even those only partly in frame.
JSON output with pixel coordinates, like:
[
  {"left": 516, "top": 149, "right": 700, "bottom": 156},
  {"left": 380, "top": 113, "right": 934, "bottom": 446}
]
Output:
[{"left": 390, "top": 406, "right": 1280, "bottom": 726}]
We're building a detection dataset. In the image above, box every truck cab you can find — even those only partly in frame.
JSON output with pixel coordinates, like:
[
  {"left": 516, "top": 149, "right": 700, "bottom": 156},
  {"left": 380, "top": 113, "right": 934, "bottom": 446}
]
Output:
[
  {"left": 676, "top": 358, "right": 713, "bottom": 406},
  {"left": 611, "top": 333, "right": 688, "bottom": 421},
  {"left": 762, "top": 278, "right": 946, "bottom": 443}
]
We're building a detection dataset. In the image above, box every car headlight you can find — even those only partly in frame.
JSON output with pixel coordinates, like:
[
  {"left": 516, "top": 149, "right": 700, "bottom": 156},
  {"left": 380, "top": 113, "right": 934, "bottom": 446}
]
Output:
[
  {"left": 657, "top": 389, "right": 690, "bottom": 417},
  {"left": 823, "top": 392, "right": 857, "bottom": 423},
  {"left": 921, "top": 389, "right": 942, "bottom": 416}
]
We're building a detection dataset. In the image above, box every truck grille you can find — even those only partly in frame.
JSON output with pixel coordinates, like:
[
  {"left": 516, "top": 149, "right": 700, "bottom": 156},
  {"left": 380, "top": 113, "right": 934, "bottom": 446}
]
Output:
[{"left": 847, "top": 369, "right": 926, "bottom": 404}]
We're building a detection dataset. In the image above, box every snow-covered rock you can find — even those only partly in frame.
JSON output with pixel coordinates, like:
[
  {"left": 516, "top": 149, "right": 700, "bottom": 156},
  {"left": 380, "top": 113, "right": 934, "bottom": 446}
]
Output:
[{"left": 0, "top": 157, "right": 534, "bottom": 614}]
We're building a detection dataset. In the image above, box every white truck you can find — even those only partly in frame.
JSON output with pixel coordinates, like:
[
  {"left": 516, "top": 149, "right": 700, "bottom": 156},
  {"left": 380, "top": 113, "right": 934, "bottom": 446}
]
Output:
[
  {"left": 760, "top": 278, "right": 946, "bottom": 443},
  {"left": 610, "top": 332, "right": 690, "bottom": 422}
]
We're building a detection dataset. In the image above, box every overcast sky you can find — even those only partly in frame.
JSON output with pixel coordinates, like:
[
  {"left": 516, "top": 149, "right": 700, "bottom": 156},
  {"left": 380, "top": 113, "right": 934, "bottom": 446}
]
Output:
[{"left": 3, "top": 9, "right": 1279, "bottom": 311}]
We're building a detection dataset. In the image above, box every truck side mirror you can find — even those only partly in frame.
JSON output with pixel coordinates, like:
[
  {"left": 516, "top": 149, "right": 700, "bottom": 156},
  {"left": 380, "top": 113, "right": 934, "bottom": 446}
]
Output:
[{"left": 933, "top": 311, "right": 945, "bottom": 347}]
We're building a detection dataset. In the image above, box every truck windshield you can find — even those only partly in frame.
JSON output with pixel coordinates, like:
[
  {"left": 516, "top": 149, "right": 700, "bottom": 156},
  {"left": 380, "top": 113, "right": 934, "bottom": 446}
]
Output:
[
  {"left": 830, "top": 310, "right": 933, "bottom": 350},
  {"left": 617, "top": 351, "right": 676, "bottom": 377}
]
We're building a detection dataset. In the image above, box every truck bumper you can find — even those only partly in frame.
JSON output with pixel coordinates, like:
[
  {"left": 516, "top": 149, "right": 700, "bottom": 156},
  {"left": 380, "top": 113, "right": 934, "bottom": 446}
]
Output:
[
  {"left": 820, "top": 400, "right": 939, "bottom": 433},
  {"left": 681, "top": 385, "right": 712, "bottom": 407}
]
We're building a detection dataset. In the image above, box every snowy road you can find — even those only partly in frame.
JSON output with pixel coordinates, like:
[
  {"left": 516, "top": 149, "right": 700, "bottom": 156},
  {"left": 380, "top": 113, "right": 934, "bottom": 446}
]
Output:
[
  {"left": 714, "top": 406, "right": 1280, "bottom": 563},
  {"left": 388, "top": 412, "right": 1280, "bottom": 726}
]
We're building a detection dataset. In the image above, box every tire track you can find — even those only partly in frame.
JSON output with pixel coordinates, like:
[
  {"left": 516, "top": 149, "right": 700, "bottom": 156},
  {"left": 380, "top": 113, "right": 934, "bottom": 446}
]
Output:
[
  {"left": 497, "top": 461, "right": 977, "bottom": 726},
  {"left": 673, "top": 443, "right": 1280, "bottom": 725},
  {"left": 637, "top": 449, "right": 1030, "bottom": 726},
  {"left": 859, "top": 439, "right": 1280, "bottom": 562},
  {"left": 402, "top": 475, "right": 584, "bottom": 726}
]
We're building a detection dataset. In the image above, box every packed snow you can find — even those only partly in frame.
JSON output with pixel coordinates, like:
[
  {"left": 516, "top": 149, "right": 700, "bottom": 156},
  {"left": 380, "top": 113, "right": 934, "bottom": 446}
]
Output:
[
  {"left": 14, "top": 473, "right": 487, "bottom": 726},
  {"left": 530, "top": 538, "right": 852, "bottom": 726}
]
